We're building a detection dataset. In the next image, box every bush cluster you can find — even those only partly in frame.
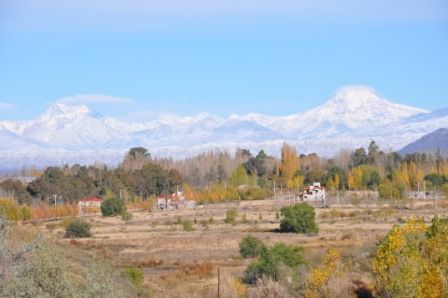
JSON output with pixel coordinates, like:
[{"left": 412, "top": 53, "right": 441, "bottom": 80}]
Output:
[
  {"left": 224, "top": 209, "right": 238, "bottom": 224},
  {"left": 101, "top": 197, "right": 126, "bottom": 217},
  {"left": 239, "top": 235, "right": 266, "bottom": 258},
  {"left": 121, "top": 267, "right": 144, "bottom": 287},
  {"left": 121, "top": 211, "right": 133, "bottom": 221},
  {"left": 64, "top": 219, "right": 91, "bottom": 238},
  {"left": 182, "top": 220, "right": 194, "bottom": 232},
  {"left": 279, "top": 203, "right": 318, "bottom": 235},
  {"left": 241, "top": 236, "right": 305, "bottom": 283}
]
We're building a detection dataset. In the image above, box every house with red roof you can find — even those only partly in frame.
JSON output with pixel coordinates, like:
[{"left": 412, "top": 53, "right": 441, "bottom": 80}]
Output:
[{"left": 78, "top": 196, "right": 103, "bottom": 215}]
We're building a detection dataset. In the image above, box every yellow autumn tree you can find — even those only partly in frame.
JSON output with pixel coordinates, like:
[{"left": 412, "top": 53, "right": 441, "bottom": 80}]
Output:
[
  {"left": 394, "top": 163, "right": 410, "bottom": 190},
  {"left": 347, "top": 172, "right": 355, "bottom": 191},
  {"left": 304, "top": 248, "right": 349, "bottom": 298},
  {"left": 327, "top": 174, "right": 341, "bottom": 191},
  {"left": 373, "top": 217, "right": 448, "bottom": 298},
  {"left": 348, "top": 167, "right": 363, "bottom": 190},
  {"left": 281, "top": 143, "right": 299, "bottom": 180},
  {"left": 407, "top": 162, "right": 424, "bottom": 190},
  {"left": 287, "top": 175, "right": 304, "bottom": 190}
]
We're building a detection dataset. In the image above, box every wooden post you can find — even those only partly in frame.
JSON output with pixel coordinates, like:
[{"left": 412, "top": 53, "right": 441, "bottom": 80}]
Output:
[{"left": 217, "top": 267, "right": 220, "bottom": 298}]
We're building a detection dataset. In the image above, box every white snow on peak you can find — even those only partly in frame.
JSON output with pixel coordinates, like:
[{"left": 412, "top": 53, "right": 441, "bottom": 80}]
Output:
[
  {"left": 0, "top": 86, "right": 446, "bottom": 170},
  {"left": 41, "top": 103, "right": 91, "bottom": 120},
  {"left": 273, "top": 85, "right": 428, "bottom": 134},
  {"left": 329, "top": 85, "right": 384, "bottom": 109}
]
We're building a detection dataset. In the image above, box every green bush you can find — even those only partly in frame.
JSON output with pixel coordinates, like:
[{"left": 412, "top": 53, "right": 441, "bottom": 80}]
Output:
[
  {"left": 121, "top": 211, "right": 133, "bottom": 221},
  {"left": 244, "top": 242, "right": 305, "bottom": 283},
  {"left": 269, "top": 243, "right": 304, "bottom": 267},
  {"left": 239, "top": 235, "right": 267, "bottom": 258},
  {"left": 246, "top": 187, "right": 271, "bottom": 200},
  {"left": 101, "top": 197, "right": 126, "bottom": 216},
  {"left": 64, "top": 219, "right": 91, "bottom": 238},
  {"left": 182, "top": 220, "right": 194, "bottom": 232},
  {"left": 225, "top": 209, "right": 238, "bottom": 224},
  {"left": 121, "top": 267, "right": 144, "bottom": 287},
  {"left": 279, "top": 203, "right": 318, "bottom": 235},
  {"left": 378, "top": 182, "right": 404, "bottom": 200}
]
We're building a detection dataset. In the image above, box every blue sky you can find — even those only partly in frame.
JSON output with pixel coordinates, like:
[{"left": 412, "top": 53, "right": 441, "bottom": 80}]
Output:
[{"left": 0, "top": 0, "right": 447, "bottom": 121}]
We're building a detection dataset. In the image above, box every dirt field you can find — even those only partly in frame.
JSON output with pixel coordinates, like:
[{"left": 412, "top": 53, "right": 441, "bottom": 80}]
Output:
[{"left": 35, "top": 198, "right": 448, "bottom": 297}]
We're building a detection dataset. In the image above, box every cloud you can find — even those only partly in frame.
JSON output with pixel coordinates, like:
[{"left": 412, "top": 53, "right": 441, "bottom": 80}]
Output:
[
  {"left": 0, "top": 102, "right": 14, "bottom": 110},
  {"left": 56, "top": 94, "right": 133, "bottom": 105}
]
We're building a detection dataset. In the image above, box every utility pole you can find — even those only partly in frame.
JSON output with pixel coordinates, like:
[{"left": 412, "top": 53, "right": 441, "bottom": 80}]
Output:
[
  {"left": 434, "top": 186, "right": 438, "bottom": 210},
  {"left": 273, "top": 180, "right": 277, "bottom": 200}
]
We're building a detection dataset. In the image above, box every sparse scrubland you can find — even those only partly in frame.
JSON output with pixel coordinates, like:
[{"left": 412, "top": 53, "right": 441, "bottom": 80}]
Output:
[{"left": 1, "top": 142, "right": 448, "bottom": 297}]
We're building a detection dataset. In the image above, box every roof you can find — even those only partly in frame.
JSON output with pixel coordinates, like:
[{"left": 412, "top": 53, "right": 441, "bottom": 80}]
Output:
[{"left": 79, "top": 197, "right": 103, "bottom": 202}]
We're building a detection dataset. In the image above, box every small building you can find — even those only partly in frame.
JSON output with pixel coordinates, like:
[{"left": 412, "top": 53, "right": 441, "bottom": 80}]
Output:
[
  {"left": 303, "top": 182, "right": 326, "bottom": 202},
  {"left": 157, "top": 195, "right": 173, "bottom": 210},
  {"left": 78, "top": 197, "right": 103, "bottom": 215},
  {"left": 156, "top": 191, "right": 196, "bottom": 210}
]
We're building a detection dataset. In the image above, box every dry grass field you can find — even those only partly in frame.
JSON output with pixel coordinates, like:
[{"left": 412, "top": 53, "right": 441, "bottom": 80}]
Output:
[{"left": 34, "top": 198, "right": 448, "bottom": 297}]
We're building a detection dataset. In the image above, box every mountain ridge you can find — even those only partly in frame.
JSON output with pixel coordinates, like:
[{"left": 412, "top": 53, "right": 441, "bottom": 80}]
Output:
[
  {"left": 399, "top": 128, "right": 448, "bottom": 157},
  {"left": 0, "top": 86, "right": 446, "bottom": 170}
]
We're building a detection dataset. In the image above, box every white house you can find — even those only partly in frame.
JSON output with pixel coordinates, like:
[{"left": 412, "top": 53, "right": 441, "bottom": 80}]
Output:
[
  {"left": 156, "top": 191, "right": 196, "bottom": 210},
  {"left": 303, "top": 182, "right": 326, "bottom": 202},
  {"left": 78, "top": 197, "right": 103, "bottom": 214}
]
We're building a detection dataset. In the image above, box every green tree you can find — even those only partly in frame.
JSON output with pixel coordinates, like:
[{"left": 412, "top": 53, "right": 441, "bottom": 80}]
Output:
[
  {"left": 244, "top": 242, "right": 305, "bottom": 283},
  {"left": 239, "top": 235, "right": 267, "bottom": 258},
  {"left": 279, "top": 203, "right": 318, "bottom": 235},
  {"left": 378, "top": 182, "right": 404, "bottom": 200},
  {"left": 101, "top": 197, "right": 126, "bottom": 216}
]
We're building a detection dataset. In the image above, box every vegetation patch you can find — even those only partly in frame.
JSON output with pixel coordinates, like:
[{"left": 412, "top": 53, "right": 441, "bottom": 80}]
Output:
[
  {"left": 64, "top": 219, "right": 91, "bottom": 238},
  {"left": 279, "top": 203, "right": 318, "bottom": 235}
]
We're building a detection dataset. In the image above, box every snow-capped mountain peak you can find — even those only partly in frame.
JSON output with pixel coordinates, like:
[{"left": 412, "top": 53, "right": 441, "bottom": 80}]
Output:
[
  {"left": 269, "top": 85, "right": 428, "bottom": 136},
  {"left": 324, "top": 85, "right": 426, "bottom": 115},
  {"left": 40, "top": 103, "right": 92, "bottom": 121},
  {"left": 328, "top": 85, "right": 385, "bottom": 110},
  {"left": 0, "top": 86, "right": 446, "bottom": 171}
]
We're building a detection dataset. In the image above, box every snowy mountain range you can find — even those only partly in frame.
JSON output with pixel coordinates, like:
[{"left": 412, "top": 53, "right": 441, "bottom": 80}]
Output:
[{"left": 1, "top": 85, "right": 447, "bottom": 171}]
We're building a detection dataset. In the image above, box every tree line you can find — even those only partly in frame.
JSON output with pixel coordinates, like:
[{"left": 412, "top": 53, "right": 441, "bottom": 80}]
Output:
[{"left": 1, "top": 142, "right": 448, "bottom": 205}]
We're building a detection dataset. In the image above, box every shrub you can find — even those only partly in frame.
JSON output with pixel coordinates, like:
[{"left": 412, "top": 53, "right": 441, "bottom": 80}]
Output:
[
  {"left": 121, "top": 267, "right": 144, "bottom": 287},
  {"left": 269, "top": 243, "right": 305, "bottom": 267},
  {"left": 378, "top": 182, "right": 404, "bottom": 200},
  {"left": 20, "top": 206, "right": 31, "bottom": 221},
  {"left": 101, "top": 197, "right": 125, "bottom": 216},
  {"left": 244, "top": 242, "right": 305, "bottom": 283},
  {"left": 279, "top": 203, "right": 318, "bottom": 235},
  {"left": 121, "top": 211, "right": 133, "bottom": 221},
  {"left": 225, "top": 209, "right": 238, "bottom": 224},
  {"left": 64, "top": 219, "right": 91, "bottom": 238},
  {"left": 0, "top": 198, "right": 20, "bottom": 221},
  {"left": 246, "top": 187, "right": 270, "bottom": 200},
  {"left": 183, "top": 220, "right": 194, "bottom": 232},
  {"left": 239, "top": 235, "right": 267, "bottom": 258},
  {"left": 442, "top": 183, "right": 448, "bottom": 198}
]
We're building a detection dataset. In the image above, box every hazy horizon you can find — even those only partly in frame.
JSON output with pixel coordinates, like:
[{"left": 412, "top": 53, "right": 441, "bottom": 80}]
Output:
[{"left": 1, "top": 1, "right": 447, "bottom": 121}]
